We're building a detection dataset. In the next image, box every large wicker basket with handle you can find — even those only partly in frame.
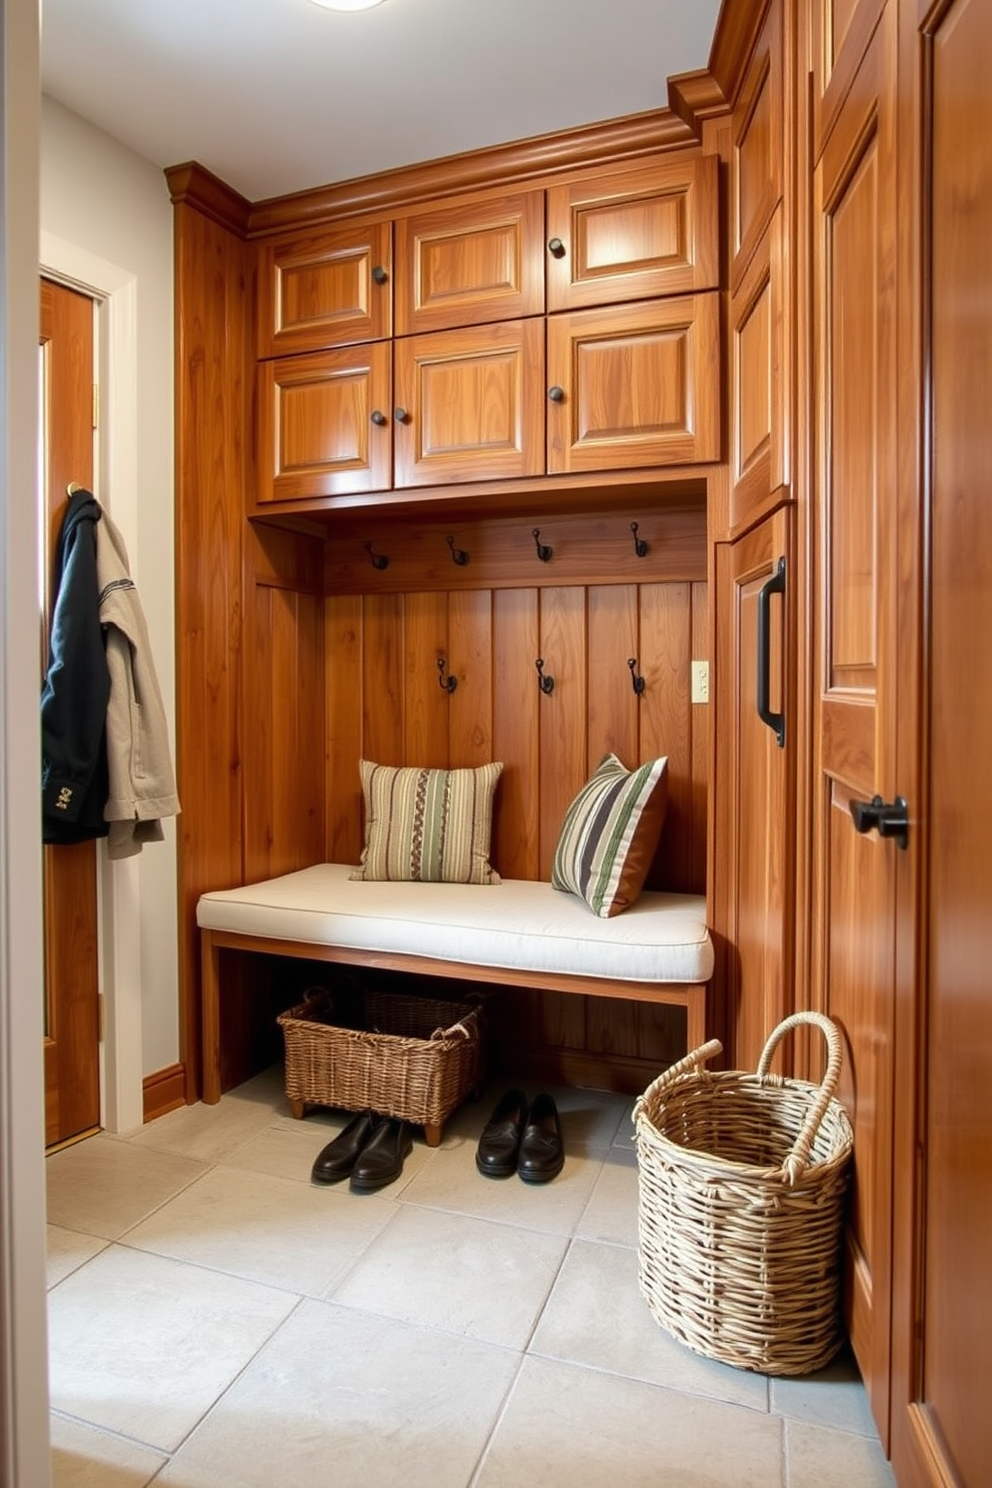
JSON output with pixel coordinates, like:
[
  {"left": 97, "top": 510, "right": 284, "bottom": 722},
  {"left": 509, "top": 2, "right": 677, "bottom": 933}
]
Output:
[{"left": 633, "top": 1011, "right": 854, "bottom": 1377}]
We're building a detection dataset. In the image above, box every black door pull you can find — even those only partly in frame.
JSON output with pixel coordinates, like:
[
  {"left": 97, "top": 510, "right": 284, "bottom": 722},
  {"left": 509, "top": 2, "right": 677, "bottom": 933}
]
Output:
[
  {"left": 849, "top": 795, "right": 909, "bottom": 850},
  {"left": 756, "top": 556, "right": 786, "bottom": 747}
]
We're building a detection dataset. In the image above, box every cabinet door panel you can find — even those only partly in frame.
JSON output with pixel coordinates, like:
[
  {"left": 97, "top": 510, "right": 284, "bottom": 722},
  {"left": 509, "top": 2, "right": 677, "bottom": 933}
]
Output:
[
  {"left": 730, "top": 0, "right": 782, "bottom": 290},
  {"left": 730, "top": 209, "right": 788, "bottom": 530},
  {"left": 257, "top": 220, "right": 392, "bottom": 357},
  {"left": 257, "top": 344, "right": 392, "bottom": 502},
  {"left": 546, "top": 155, "right": 718, "bottom": 312},
  {"left": 395, "top": 192, "right": 544, "bottom": 335},
  {"left": 393, "top": 320, "right": 544, "bottom": 487},
  {"left": 547, "top": 294, "right": 720, "bottom": 473}
]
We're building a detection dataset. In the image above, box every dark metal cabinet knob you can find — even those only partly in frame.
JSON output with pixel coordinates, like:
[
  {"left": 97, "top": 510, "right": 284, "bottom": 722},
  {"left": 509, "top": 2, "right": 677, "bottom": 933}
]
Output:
[
  {"left": 548, "top": 386, "right": 565, "bottom": 403},
  {"left": 849, "top": 795, "right": 910, "bottom": 850},
  {"left": 370, "top": 410, "right": 387, "bottom": 426},
  {"left": 371, "top": 265, "right": 388, "bottom": 284},
  {"left": 394, "top": 407, "right": 409, "bottom": 423},
  {"left": 548, "top": 237, "right": 566, "bottom": 258}
]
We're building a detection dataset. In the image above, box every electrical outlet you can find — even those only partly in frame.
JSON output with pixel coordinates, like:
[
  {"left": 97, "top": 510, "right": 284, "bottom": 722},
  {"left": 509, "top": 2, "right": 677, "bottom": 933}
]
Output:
[{"left": 691, "top": 660, "right": 709, "bottom": 704}]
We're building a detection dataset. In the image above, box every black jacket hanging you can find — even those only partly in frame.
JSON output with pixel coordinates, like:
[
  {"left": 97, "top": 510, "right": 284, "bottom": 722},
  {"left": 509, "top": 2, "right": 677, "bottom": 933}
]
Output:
[{"left": 41, "top": 490, "right": 111, "bottom": 844}]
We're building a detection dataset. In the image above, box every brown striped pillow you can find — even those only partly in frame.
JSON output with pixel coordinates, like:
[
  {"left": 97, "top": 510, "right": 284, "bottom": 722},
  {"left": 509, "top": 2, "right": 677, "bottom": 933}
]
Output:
[
  {"left": 551, "top": 753, "right": 668, "bottom": 917},
  {"left": 350, "top": 760, "right": 503, "bottom": 885}
]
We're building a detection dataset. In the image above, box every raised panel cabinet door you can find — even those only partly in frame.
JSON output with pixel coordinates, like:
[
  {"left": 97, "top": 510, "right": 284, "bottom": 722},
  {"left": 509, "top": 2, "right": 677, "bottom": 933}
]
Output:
[
  {"left": 546, "top": 294, "right": 721, "bottom": 474},
  {"left": 812, "top": 0, "right": 886, "bottom": 162},
  {"left": 712, "top": 508, "right": 792, "bottom": 1072},
  {"left": 394, "top": 191, "right": 544, "bottom": 336},
  {"left": 256, "top": 219, "right": 392, "bottom": 358},
  {"left": 393, "top": 320, "right": 545, "bottom": 488},
  {"left": 810, "top": 4, "right": 897, "bottom": 1441},
  {"left": 730, "top": 0, "right": 782, "bottom": 292},
  {"left": 546, "top": 154, "right": 719, "bottom": 313},
  {"left": 729, "top": 208, "right": 789, "bottom": 531},
  {"left": 257, "top": 342, "right": 392, "bottom": 502}
]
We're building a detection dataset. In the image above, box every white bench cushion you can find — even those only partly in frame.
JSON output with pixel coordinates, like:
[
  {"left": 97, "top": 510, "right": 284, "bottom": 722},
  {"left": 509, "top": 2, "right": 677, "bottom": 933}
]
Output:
[{"left": 196, "top": 863, "right": 713, "bottom": 985}]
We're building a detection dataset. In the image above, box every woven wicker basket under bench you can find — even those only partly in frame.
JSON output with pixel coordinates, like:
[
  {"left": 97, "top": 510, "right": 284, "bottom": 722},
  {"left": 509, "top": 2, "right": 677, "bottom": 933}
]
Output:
[{"left": 196, "top": 863, "right": 714, "bottom": 1142}]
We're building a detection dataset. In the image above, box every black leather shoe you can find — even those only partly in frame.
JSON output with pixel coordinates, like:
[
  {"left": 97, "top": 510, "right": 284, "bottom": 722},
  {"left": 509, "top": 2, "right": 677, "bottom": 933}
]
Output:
[
  {"left": 311, "top": 1110, "right": 379, "bottom": 1185},
  {"left": 349, "top": 1117, "right": 413, "bottom": 1193},
  {"left": 517, "top": 1092, "right": 564, "bottom": 1183},
  {"left": 476, "top": 1088, "right": 529, "bottom": 1178}
]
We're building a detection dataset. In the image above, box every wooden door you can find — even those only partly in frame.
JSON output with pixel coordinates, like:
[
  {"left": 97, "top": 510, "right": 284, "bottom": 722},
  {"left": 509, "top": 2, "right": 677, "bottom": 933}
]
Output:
[
  {"left": 810, "top": 4, "right": 897, "bottom": 1437},
  {"left": 394, "top": 191, "right": 544, "bottom": 336},
  {"left": 256, "top": 342, "right": 392, "bottom": 503},
  {"left": 713, "top": 507, "right": 792, "bottom": 1071},
  {"left": 255, "top": 218, "right": 392, "bottom": 357},
  {"left": 39, "top": 278, "right": 101, "bottom": 1147},
  {"left": 545, "top": 154, "right": 719, "bottom": 312},
  {"left": 392, "top": 320, "right": 544, "bottom": 487},
  {"left": 546, "top": 294, "right": 721, "bottom": 473},
  {"left": 892, "top": 1, "right": 992, "bottom": 1482}
]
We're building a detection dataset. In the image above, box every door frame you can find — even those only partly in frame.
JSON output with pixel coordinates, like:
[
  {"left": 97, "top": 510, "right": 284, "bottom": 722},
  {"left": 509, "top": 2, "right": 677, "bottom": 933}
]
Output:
[{"left": 40, "top": 231, "right": 145, "bottom": 1134}]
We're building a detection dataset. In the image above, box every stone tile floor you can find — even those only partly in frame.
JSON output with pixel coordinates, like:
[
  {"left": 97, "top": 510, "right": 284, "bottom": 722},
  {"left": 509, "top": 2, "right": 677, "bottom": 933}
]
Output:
[{"left": 46, "top": 1066, "right": 897, "bottom": 1487}]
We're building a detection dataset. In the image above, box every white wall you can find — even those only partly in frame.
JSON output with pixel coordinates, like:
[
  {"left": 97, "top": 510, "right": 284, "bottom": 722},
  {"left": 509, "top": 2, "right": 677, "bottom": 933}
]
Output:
[{"left": 40, "top": 95, "right": 179, "bottom": 1090}]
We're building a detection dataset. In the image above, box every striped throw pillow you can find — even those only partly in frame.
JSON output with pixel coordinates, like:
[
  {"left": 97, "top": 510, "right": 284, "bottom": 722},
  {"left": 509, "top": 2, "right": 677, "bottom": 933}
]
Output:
[
  {"left": 350, "top": 760, "right": 503, "bottom": 885},
  {"left": 552, "top": 753, "right": 668, "bottom": 917}
]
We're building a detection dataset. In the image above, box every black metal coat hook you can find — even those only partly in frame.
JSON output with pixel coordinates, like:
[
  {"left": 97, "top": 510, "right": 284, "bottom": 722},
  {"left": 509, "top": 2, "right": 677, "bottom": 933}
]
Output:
[
  {"left": 365, "top": 541, "right": 388, "bottom": 571},
  {"left": 627, "top": 657, "right": 646, "bottom": 695},
  {"left": 446, "top": 534, "right": 469, "bottom": 566},
  {"left": 437, "top": 658, "right": 458, "bottom": 694},
  {"left": 630, "top": 521, "right": 649, "bottom": 558},
  {"left": 535, "top": 657, "right": 555, "bottom": 695},
  {"left": 532, "top": 528, "right": 553, "bottom": 563}
]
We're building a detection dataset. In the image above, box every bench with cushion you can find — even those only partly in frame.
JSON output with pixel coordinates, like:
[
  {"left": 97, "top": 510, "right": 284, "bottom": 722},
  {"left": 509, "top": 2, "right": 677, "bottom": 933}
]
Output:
[{"left": 196, "top": 862, "right": 714, "bottom": 1115}]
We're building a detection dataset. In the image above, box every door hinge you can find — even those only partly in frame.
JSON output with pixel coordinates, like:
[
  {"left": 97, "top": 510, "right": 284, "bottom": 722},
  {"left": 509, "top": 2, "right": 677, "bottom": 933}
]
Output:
[{"left": 92, "top": 383, "right": 99, "bottom": 430}]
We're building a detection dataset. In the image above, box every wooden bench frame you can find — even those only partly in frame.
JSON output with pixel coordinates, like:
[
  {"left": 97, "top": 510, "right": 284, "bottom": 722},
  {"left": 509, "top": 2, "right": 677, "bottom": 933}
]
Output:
[{"left": 200, "top": 926, "right": 708, "bottom": 1142}]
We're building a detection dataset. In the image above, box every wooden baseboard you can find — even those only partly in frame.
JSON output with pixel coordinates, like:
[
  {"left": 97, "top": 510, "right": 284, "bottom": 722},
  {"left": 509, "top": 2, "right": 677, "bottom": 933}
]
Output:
[{"left": 143, "top": 1062, "right": 187, "bottom": 1123}]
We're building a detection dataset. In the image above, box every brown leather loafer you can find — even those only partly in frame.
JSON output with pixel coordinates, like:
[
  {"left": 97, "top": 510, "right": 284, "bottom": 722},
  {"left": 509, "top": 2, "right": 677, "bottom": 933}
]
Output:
[
  {"left": 476, "top": 1088, "right": 529, "bottom": 1178},
  {"left": 517, "top": 1092, "right": 564, "bottom": 1183},
  {"left": 311, "top": 1110, "right": 378, "bottom": 1185},
  {"left": 349, "top": 1117, "right": 413, "bottom": 1193}
]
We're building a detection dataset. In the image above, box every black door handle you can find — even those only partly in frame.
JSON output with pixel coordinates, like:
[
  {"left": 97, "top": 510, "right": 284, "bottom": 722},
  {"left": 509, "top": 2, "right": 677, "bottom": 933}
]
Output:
[
  {"left": 756, "top": 556, "right": 786, "bottom": 748},
  {"left": 849, "top": 795, "right": 909, "bottom": 849}
]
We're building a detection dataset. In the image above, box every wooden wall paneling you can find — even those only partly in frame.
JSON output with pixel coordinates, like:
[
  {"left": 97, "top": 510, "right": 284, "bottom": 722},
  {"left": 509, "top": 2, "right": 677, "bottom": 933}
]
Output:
[
  {"left": 491, "top": 587, "right": 540, "bottom": 880},
  {"left": 690, "top": 580, "right": 710, "bottom": 897},
  {"left": 173, "top": 197, "right": 252, "bottom": 1098},
  {"left": 639, "top": 583, "right": 693, "bottom": 894},
  {"left": 325, "top": 593, "right": 364, "bottom": 865},
  {"left": 537, "top": 586, "right": 588, "bottom": 880},
  {"left": 586, "top": 584, "right": 639, "bottom": 772},
  {"left": 362, "top": 591, "right": 405, "bottom": 767},
  {"left": 448, "top": 588, "right": 494, "bottom": 767},
  {"left": 402, "top": 590, "right": 450, "bottom": 767}
]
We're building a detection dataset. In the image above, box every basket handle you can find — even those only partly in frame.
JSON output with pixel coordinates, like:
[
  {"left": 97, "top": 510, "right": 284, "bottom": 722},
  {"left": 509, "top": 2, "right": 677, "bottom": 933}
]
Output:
[
  {"left": 430, "top": 1019, "right": 473, "bottom": 1043},
  {"left": 632, "top": 1038, "right": 723, "bottom": 1124},
  {"left": 756, "top": 1012, "right": 844, "bottom": 1185}
]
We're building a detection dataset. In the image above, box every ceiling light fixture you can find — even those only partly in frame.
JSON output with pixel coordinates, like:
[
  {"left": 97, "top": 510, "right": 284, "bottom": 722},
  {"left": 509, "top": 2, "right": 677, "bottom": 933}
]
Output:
[{"left": 308, "top": 0, "right": 388, "bottom": 11}]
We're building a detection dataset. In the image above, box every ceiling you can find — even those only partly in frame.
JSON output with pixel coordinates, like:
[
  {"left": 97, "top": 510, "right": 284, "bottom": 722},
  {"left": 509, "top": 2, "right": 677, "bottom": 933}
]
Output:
[{"left": 39, "top": 0, "right": 722, "bottom": 205}]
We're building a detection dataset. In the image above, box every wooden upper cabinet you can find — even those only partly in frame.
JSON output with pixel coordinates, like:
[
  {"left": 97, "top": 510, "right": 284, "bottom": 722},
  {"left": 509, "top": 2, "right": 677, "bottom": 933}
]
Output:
[
  {"left": 394, "top": 192, "right": 545, "bottom": 336},
  {"left": 812, "top": 0, "right": 886, "bottom": 160},
  {"left": 256, "top": 219, "right": 392, "bottom": 358},
  {"left": 730, "top": 0, "right": 782, "bottom": 291},
  {"left": 546, "top": 293, "right": 721, "bottom": 473},
  {"left": 393, "top": 319, "right": 545, "bottom": 487},
  {"left": 546, "top": 155, "right": 719, "bottom": 313},
  {"left": 729, "top": 207, "right": 788, "bottom": 531},
  {"left": 257, "top": 342, "right": 392, "bottom": 502}
]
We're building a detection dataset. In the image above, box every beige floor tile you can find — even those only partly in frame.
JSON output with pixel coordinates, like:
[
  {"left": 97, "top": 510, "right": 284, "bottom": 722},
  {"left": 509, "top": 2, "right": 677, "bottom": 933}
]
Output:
[
  {"left": 575, "top": 1145, "right": 640, "bottom": 1246},
  {"left": 398, "top": 1122, "right": 605, "bottom": 1236},
  {"left": 125, "top": 1085, "right": 282, "bottom": 1164},
  {"left": 332, "top": 1203, "right": 567, "bottom": 1348},
  {"left": 613, "top": 1098, "right": 638, "bottom": 1148},
  {"left": 771, "top": 1350, "right": 878, "bottom": 1436},
  {"left": 439, "top": 1080, "right": 628, "bottom": 1154},
  {"left": 50, "top": 1413, "right": 166, "bottom": 1488},
  {"left": 46, "top": 1134, "right": 208, "bottom": 1240},
  {"left": 153, "top": 1298, "right": 521, "bottom": 1488},
  {"left": 47, "top": 1244, "right": 299, "bottom": 1452},
  {"left": 124, "top": 1163, "right": 396, "bottom": 1295},
  {"left": 47, "top": 1225, "right": 109, "bottom": 1289},
  {"left": 475, "top": 1354, "right": 784, "bottom": 1487},
  {"left": 785, "top": 1420, "right": 897, "bottom": 1488},
  {"left": 222, "top": 1114, "right": 439, "bottom": 1195},
  {"left": 529, "top": 1237, "right": 770, "bottom": 1412}
]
